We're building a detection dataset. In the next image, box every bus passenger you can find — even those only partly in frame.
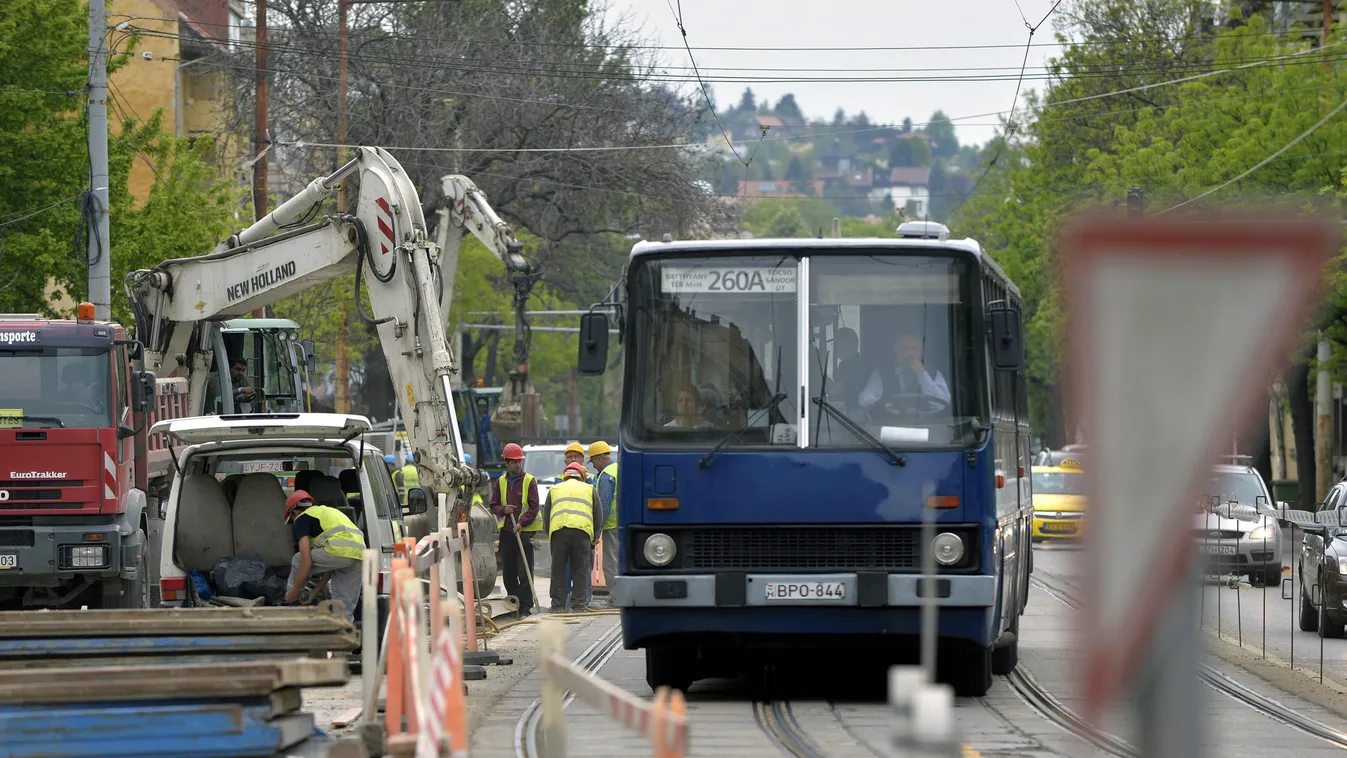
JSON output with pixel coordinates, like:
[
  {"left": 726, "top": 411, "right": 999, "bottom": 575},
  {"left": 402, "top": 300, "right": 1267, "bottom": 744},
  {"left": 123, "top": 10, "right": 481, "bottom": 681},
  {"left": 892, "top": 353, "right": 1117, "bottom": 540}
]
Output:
[{"left": 858, "top": 330, "right": 951, "bottom": 412}]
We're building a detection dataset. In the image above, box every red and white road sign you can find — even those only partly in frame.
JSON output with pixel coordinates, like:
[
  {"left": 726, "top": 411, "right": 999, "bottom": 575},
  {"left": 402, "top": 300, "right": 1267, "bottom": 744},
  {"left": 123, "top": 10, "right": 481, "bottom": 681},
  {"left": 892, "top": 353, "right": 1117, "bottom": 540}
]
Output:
[{"left": 1063, "top": 215, "right": 1338, "bottom": 721}]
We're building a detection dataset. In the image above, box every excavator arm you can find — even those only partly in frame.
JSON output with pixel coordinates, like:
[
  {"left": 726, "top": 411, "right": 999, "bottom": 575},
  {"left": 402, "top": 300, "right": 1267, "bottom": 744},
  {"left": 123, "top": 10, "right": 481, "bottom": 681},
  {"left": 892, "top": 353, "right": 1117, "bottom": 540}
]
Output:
[
  {"left": 434, "top": 175, "right": 543, "bottom": 443},
  {"left": 128, "top": 147, "right": 485, "bottom": 504}
]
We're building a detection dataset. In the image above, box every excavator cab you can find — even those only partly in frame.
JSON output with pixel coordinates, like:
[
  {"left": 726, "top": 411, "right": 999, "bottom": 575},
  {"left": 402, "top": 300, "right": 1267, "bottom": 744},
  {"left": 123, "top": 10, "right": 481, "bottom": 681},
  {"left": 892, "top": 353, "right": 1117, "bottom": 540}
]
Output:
[{"left": 201, "top": 320, "right": 310, "bottom": 415}]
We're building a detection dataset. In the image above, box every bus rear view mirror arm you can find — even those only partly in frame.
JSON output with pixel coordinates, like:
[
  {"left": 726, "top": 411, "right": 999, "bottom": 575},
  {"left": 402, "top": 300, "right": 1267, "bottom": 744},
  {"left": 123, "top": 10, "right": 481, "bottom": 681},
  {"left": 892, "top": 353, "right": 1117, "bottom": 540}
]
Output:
[{"left": 987, "top": 306, "right": 1025, "bottom": 372}]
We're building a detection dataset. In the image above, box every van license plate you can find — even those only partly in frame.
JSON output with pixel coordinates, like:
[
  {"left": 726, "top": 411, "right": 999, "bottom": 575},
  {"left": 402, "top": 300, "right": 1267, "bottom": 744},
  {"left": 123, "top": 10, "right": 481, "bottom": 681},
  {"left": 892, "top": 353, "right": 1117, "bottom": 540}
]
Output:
[
  {"left": 0, "top": 554, "right": 16, "bottom": 570},
  {"left": 764, "top": 582, "right": 847, "bottom": 601}
]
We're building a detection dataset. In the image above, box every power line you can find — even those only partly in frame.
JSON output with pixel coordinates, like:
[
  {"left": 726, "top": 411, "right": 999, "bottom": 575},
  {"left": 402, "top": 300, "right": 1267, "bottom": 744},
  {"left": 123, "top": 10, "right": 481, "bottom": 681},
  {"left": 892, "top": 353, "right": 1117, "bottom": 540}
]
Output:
[
  {"left": 125, "top": 24, "right": 1347, "bottom": 85},
  {"left": 0, "top": 195, "right": 81, "bottom": 230},
  {"left": 1154, "top": 93, "right": 1347, "bottom": 215},
  {"left": 111, "top": 10, "right": 1324, "bottom": 53}
]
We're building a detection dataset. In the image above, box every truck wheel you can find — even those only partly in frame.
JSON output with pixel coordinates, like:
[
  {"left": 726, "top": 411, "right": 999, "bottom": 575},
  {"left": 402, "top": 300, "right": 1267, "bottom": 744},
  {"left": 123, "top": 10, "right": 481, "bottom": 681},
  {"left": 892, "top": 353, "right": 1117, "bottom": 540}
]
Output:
[{"left": 105, "top": 528, "right": 150, "bottom": 609}]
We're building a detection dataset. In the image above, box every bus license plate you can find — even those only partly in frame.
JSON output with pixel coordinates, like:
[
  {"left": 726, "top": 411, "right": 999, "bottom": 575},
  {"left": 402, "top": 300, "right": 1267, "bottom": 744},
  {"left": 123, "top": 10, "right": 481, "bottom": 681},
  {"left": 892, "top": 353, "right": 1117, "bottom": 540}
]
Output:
[
  {"left": 1203, "top": 544, "right": 1237, "bottom": 555},
  {"left": 0, "top": 554, "right": 16, "bottom": 570},
  {"left": 764, "top": 582, "right": 847, "bottom": 601}
]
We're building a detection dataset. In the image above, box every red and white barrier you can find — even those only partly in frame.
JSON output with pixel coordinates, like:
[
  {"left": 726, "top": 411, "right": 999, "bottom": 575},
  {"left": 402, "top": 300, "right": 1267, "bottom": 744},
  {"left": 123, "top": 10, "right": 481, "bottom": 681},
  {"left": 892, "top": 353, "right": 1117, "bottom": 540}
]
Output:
[{"left": 538, "top": 620, "right": 688, "bottom": 758}]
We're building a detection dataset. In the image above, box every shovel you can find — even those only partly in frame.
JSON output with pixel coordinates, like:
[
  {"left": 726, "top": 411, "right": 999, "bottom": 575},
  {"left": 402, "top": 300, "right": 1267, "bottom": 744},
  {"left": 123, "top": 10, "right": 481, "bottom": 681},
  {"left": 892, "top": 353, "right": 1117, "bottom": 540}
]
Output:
[{"left": 510, "top": 512, "right": 542, "bottom": 615}]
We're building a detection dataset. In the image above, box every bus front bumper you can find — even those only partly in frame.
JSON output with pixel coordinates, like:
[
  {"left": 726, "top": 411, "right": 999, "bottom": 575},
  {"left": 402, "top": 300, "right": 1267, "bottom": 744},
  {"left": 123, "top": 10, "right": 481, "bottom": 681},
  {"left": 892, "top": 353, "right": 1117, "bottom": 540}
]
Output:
[{"left": 611, "top": 573, "right": 996, "bottom": 608}]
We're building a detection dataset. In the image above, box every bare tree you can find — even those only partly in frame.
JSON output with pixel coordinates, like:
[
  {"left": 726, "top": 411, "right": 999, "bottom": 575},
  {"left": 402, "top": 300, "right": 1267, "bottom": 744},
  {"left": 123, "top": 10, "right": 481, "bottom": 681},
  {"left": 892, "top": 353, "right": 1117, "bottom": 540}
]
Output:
[{"left": 215, "top": 0, "right": 723, "bottom": 281}]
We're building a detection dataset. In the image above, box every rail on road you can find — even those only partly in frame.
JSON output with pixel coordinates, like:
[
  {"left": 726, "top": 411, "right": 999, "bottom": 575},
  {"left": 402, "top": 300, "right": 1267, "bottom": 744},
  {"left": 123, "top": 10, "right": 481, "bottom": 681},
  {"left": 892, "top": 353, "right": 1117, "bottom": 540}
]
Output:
[{"left": 535, "top": 619, "right": 688, "bottom": 758}]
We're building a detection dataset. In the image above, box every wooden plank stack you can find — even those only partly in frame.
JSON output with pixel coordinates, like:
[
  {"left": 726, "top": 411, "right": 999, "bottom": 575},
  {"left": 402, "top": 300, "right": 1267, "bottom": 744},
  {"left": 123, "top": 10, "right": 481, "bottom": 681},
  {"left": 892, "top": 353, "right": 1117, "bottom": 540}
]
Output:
[{"left": 0, "top": 603, "right": 367, "bottom": 757}]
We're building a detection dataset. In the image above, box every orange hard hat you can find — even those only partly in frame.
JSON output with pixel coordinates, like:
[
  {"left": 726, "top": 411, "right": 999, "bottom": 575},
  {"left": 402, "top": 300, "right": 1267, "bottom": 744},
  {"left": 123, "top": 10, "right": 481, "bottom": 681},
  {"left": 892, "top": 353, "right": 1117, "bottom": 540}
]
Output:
[
  {"left": 285, "top": 490, "right": 314, "bottom": 521},
  {"left": 562, "top": 462, "right": 587, "bottom": 480},
  {"left": 502, "top": 442, "right": 524, "bottom": 460}
]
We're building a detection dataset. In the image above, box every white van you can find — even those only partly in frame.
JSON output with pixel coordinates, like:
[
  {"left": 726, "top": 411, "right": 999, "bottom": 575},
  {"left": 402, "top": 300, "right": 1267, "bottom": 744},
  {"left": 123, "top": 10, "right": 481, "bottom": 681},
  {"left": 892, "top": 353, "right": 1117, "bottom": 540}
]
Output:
[{"left": 153, "top": 413, "right": 424, "bottom": 648}]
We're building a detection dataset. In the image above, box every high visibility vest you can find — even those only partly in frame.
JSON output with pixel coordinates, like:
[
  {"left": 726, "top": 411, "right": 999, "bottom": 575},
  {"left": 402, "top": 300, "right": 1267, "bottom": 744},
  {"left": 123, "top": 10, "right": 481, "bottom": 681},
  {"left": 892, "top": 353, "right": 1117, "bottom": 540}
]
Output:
[
  {"left": 296, "top": 504, "right": 366, "bottom": 560},
  {"left": 548, "top": 479, "right": 596, "bottom": 539},
  {"left": 399, "top": 464, "right": 420, "bottom": 504},
  {"left": 599, "top": 462, "right": 619, "bottom": 531},
  {"left": 498, "top": 473, "right": 541, "bottom": 532}
]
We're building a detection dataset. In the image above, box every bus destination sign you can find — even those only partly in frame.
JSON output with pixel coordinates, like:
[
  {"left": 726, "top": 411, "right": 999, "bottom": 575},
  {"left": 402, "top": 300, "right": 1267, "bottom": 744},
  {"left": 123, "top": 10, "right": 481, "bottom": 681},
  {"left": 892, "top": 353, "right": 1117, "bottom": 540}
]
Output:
[{"left": 661, "top": 266, "right": 797, "bottom": 294}]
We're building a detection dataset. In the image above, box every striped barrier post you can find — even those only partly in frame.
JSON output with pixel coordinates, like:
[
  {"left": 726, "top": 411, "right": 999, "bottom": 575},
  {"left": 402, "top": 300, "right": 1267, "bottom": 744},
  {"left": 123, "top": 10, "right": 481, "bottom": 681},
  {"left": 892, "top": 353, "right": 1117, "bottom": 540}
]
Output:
[{"left": 537, "top": 620, "right": 689, "bottom": 758}]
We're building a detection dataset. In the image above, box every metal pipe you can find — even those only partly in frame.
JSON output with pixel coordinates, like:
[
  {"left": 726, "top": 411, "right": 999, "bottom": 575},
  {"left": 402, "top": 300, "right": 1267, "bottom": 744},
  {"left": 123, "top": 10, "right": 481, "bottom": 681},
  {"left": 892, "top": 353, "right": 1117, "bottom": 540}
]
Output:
[
  {"left": 460, "top": 324, "right": 616, "bottom": 334},
  {"left": 464, "top": 308, "right": 616, "bottom": 317},
  {"left": 233, "top": 158, "right": 359, "bottom": 247}
]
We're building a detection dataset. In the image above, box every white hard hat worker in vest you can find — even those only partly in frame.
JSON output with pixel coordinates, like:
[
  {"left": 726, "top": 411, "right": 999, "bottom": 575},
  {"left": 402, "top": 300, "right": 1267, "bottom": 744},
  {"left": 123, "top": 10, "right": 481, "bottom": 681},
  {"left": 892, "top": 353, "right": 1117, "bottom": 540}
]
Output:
[
  {"left": 283, "top": 489, "right": 366, "bottom": 623},
  {"left": 542, "top": 463, "right": 600, "bottom": 613},
  {"left": 588, "top": 440, "right": 619, "bottom": 606}
]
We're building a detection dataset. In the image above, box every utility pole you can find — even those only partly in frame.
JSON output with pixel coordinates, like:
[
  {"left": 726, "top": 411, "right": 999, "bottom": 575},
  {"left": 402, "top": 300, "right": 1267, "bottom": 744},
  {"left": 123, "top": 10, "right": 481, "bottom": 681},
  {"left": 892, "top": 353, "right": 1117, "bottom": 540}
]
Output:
[
  {"left": 87, "top": 0, "right": 111, "bottom": 320},
  {"left": 335, "top": 0, "right": 351, "bottom": 414}
]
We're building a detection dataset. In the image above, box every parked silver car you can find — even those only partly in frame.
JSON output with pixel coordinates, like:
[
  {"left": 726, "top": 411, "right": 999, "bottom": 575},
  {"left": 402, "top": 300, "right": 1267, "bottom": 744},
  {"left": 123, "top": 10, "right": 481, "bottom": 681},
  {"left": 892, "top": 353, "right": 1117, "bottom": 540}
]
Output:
[{"left": 1194, "top": 461, "right": 1282, "bottom": 586}]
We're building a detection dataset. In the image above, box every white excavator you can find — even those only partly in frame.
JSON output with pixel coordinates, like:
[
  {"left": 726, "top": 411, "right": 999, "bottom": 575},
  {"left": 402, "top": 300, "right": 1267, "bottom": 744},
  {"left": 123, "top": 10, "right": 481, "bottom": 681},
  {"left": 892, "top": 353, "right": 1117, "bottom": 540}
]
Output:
[{"left": 126, "top": 147, "right": 532, "bottom": 596}]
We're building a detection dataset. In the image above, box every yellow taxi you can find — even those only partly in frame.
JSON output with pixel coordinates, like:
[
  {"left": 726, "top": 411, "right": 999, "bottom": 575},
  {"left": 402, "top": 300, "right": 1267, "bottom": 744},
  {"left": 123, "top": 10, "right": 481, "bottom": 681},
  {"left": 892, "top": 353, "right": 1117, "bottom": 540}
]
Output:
[{"left": 1031, "top": 457, "right": 1088, "bottom": 540}]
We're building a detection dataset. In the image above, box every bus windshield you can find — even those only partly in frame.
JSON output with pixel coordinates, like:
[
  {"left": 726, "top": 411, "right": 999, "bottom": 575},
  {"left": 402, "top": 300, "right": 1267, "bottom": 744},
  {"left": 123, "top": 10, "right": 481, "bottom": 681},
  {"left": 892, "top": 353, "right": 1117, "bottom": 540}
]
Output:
[
  {"left": 627, "top": 255, "right": 799, "bottom": 446},
  {"left": 810, "top": 254, "right": 982, "bottom": 448},
  {"left": 0, "top": 347, "right": 113, "bottom": 428}
]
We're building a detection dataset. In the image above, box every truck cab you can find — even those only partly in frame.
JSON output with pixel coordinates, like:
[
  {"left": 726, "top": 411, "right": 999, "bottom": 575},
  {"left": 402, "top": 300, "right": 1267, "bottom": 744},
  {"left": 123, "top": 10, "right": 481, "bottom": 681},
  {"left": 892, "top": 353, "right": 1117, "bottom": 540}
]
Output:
[
  {"left": 0, "top": 307, "right": 156, "bottom": 609},
  {"left": 153, "top": 413, "right": 417, "bottom": 646}
]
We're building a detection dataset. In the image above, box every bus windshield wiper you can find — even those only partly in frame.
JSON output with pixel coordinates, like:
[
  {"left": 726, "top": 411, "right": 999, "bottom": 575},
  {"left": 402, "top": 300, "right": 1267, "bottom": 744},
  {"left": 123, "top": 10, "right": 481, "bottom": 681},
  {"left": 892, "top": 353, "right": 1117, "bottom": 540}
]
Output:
[
  {"left": 811, "top": 397, "right": 901, "bottom": 466},
  {"left": 698, "top": 392, "right": 788, "bottom": 469},
  {"left": 4, "top": 415, "right": 66, "bottom": 428}
]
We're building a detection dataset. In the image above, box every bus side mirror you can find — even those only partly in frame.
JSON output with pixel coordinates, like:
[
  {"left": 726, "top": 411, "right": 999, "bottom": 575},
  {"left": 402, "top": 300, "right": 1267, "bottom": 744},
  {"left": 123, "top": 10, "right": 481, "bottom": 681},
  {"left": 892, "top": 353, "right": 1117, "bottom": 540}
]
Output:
[
  {"left": 577, "top": 312, "right": 609, "bottom": 376},
  {"left": 404, "top": 487, "right": 429, "bottom": 516},
  {"left": 131, "top": 371, "right": 157, "bottom": 412},
  {"left": 300, "top": 339, "right": 317, "bottom": 375},
  {"left": 988, "top": 307, "right": 1024, "bottom": 371}
]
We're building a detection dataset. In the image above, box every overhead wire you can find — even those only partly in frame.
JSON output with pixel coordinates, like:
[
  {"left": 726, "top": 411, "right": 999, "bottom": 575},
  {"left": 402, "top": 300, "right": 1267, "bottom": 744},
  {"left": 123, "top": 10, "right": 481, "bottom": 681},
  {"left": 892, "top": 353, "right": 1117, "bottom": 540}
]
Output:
[{"left": 110, "top": 10, "right": 1327, "bottom": 53}]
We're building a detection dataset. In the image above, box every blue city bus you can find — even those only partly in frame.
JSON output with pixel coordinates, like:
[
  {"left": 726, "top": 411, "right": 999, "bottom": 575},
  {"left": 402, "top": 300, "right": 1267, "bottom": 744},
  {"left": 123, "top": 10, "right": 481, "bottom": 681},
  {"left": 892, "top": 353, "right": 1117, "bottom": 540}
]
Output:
[{"left": 575, "top": 221, "right": 1033, "bottom": 696}]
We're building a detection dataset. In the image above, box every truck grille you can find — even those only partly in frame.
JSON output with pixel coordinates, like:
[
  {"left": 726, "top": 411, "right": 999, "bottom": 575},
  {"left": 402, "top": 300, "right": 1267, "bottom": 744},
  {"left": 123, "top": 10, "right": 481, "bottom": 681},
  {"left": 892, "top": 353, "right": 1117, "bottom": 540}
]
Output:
[
  {"left": 0, "top": 490, "right": 62, "bottom": 501},
  {"left": 678, "top": 527, "right": 968, "bottom": 572},
  {"left": 0, "top": 480, "right": 85, "bottom": 488},
  {"left": 0, "top": 502, "right": 82, "bottom": 510},
  {"left": 0, "top": 531, "right": 35, "bottom": 547}
]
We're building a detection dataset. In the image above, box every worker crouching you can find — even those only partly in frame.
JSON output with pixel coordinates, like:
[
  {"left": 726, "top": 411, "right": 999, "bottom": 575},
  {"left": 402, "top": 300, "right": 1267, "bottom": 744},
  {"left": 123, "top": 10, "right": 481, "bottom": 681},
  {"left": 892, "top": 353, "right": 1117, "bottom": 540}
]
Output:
[
  {"left": 543, "top": 463, "right": 599, "bottom": 613},
  {"left": 283, "top": 489, "right": 366, "bottom": 623}
]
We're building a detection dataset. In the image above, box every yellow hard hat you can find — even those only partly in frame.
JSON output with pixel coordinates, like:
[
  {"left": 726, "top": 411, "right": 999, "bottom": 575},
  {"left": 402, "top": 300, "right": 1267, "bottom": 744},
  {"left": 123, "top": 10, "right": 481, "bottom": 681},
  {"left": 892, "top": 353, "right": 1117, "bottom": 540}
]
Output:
[
  {"left": 588, "top": 440, "right": 612, "bottom": 458},
  {"left": 565, "top": 442, "right": 585, "bottom": 456}
]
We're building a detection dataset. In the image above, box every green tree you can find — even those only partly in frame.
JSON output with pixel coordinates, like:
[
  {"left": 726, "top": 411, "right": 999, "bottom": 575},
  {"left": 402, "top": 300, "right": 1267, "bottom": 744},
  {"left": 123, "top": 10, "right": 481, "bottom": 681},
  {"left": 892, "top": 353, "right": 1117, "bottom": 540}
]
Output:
[
  {"left": 889, "top": 136, "right": 932, "bottom": 168},
  {"left": 774, "top": 94, "right": 803, "bottom": 121},
  {"left": 901, "top": 117, "right": 914, "bottom": 133},
  {"left": 923, "top": 110, "right": 958, "bottom": 157},
  {"left": 0, "top": 2, "right": 239, "bottom": 321},
  {"left": 738, "top": 88, "right": 758, "bottom": 112}
]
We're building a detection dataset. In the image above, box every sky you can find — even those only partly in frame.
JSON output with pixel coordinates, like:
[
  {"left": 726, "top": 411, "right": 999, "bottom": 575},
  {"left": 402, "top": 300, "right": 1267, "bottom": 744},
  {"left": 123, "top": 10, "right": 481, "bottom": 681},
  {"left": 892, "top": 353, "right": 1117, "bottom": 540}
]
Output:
[{"left": 603, "top": 0, "right": 1071, "bottom": 148}]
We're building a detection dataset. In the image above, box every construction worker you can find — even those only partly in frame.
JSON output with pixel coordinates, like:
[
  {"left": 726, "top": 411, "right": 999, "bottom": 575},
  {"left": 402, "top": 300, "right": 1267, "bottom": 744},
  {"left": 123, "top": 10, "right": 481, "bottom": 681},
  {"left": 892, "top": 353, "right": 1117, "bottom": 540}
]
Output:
[
  {"left": 490, "top": 443, "right": 540, "bottom": 616},
  {"left": 559, "top": 442, "right": 593, "bottom": 602},
  {"left": 283, "top": 490, "right": 365, "bottom": 623},
  {"left": 397, "top": 458, "right": 420, "bottom": 506},
  {"left": 542, "top": 463, "right": 599, "bottom": 613},
  {"left": 589, "top": 441, "right": 619, "bottom": 600}
]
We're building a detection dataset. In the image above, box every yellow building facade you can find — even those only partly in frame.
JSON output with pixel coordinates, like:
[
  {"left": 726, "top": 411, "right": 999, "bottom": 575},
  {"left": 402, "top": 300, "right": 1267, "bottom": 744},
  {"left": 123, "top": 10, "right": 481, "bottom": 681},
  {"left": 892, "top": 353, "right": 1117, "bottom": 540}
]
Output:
[{"left": 108, "top": 0, "right": 247, "bottom": 203}]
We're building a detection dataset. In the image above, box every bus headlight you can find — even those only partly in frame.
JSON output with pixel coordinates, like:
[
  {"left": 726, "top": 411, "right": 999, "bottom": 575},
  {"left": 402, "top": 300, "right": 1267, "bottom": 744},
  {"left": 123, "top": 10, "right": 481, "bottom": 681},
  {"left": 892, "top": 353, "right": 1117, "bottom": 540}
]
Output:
[
  {"left": 643, "top": 533, "right": 676, "bottom": 567},
  {"left": 932, "top": 533, "right": 964, "bottom": 566}
]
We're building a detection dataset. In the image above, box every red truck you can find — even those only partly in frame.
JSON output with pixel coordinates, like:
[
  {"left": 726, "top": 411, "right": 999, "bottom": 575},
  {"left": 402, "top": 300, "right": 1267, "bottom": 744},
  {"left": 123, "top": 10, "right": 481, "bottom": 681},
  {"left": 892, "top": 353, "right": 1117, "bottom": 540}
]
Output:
[{"left": 0, "top": 302, "right": 184, "bottom": 609}]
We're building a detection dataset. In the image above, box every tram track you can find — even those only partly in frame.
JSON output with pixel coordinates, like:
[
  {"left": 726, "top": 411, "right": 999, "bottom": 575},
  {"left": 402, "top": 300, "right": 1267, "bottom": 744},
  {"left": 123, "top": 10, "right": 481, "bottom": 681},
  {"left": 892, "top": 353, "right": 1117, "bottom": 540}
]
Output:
[
  {"left": 515, "top": 620, "right": 625, "bottom": 758},
  {"left": 1030, "top": 572, "right": 1347, "bottom": 753}
]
